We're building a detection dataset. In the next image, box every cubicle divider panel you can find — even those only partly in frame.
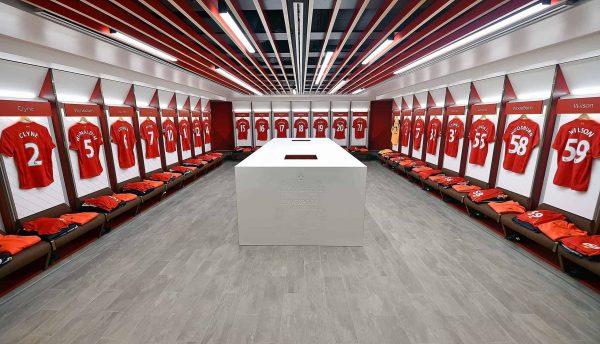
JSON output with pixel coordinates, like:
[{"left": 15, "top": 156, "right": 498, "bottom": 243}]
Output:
[
  {"left": 191, "top": 110, "right": 204, "bottom": 156},
  {"left": 540, "top": 97, "right": 600, "bottom": 220},
  {"left": 464, "top": 103, "right": 501, "bottom": 184},
  {"left": 391, "top": 98, "right": 402, "bottom": 151},
  {"left": 0, "top": 100, "right": 71, "bottom": 220},
  {"left": 442, "top": 106, "right": 467, "bottom": 173},
  {"left": 201, "top": 99, "right": 212, "bottom": 152},
  {"left": 138, "top": 107, "right": 162, "bottom": 175},
  {"left": 106, "top": 106, "right": 140, "bottom": 183}
]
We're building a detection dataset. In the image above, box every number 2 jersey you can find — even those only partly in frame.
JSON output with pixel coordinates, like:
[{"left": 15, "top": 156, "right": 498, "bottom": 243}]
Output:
[
  {"left": 68, "top": 122, "right": 104, "bottom": 179},
  {"left": 552, "top": 118, "right": 600, "bottom": 191},
  {"left": 0, "top": 121, "right": 56, "bottom": 189},
  {"left": 502, "top": 118, "right": 540, "bottom": 174}
]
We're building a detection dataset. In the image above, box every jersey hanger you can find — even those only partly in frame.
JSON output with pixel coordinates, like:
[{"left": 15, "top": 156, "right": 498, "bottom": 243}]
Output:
[
  {"left": 481, "top": 114, "right": 487, "bottom": 120},
  {"left": 79, "top": 116, "right": 88, "bottom": 123},
  {"left": 579, "top": 113, "right": 591, "bottom": 120},
  {"left": 520, "top": 114, "right": 528, "bottom": 120},
  {"left": 19, "top": 116, "right": 32, "bottom": 123}
]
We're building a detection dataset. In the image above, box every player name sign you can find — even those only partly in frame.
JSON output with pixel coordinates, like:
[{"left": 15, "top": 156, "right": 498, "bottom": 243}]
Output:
[{"left": 235, "top": 138, "right": 367, "bottom": 246}]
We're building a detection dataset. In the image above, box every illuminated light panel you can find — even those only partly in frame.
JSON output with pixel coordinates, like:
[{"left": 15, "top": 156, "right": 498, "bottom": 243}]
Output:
[
  {"left": 220, "top": 12, "right": 256, "bottom": 54},
  {"left": 362, "top": 38, "right": 393, "bottom": 65},
  {"left": 328, "top": 79, "right": 348, "bottom": 95},
  {"left": 215, "top": 68, "right": 262, "bottom": 95},
  {"left": 351, "top": 88, "right": 365, "bottom": 95},
  {"left": 314, "top": 51, "right": 334, "bottom": 85},
  {"left": 111, "top": 31, "right": 177, "bottom": 62}
]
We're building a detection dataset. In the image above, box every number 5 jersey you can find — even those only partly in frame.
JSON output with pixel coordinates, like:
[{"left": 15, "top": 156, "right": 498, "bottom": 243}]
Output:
[
  {"left": 552, "top": 118, "right": 600, "bottom": 191},
  {"left": 68, "top": 122, "right": 104, "bottom": 179},
  {"left": 0, "top": 121, "right": 56, "bottom": 189}
]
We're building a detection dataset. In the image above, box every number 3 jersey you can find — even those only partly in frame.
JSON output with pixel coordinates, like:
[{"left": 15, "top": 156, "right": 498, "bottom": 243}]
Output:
[
  {"left": 468, "top": 118, "right": 496, "bottom": 166},
  {"left": 0, "top": 121, "right": 56, "bottom": 189},
  {"left": 502, "top": 118, "right": 540, "bottom": 173},
  {"left": 552, "top": 118, "right": 600, "bottom": 191},
  {"left": 68, "top": 122, "right": 104, "bottom": 179}
]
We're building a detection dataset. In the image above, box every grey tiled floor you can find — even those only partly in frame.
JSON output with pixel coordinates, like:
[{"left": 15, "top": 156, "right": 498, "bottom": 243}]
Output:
[{"left": 1, "top": 161, "right": 599, "bottom": 344}]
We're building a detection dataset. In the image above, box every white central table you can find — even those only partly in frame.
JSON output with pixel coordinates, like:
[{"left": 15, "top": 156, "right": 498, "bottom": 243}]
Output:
[{"left": 235, "top": 138, "right": 367, "bottom": 246}]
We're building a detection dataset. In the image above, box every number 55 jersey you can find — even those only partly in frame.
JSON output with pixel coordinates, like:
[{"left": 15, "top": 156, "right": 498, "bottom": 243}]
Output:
[
  {"left": 501, "top": 118, "right": 540, "bottom": 173},
  {"left": 552, "top": 118, "right": 600, "bottom": 191},
  {"left": 468, "top": 118, "right": 496, "bottom": 166},
  {"left": 0, "top": 121, "right": 56, "bottom": 189}
]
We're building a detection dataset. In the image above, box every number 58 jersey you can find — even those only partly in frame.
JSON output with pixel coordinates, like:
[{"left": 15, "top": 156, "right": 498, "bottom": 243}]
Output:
[
  {"left": 501, "top": 118, "right": 539, "bottom": 174},
  {"left": 0, "top": 121, "right": 57, "bottom": 189},
  {"left": 552, "top": 118, "right": 600, "bottom": 191}
]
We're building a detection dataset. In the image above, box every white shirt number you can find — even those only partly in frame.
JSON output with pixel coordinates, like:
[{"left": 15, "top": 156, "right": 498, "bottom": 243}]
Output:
[
  {"left": 25, "top": 142, "right": 41, "bottom": 166},
  {"left": 562, "top": 138, "right": 590, "bottom": 164}
]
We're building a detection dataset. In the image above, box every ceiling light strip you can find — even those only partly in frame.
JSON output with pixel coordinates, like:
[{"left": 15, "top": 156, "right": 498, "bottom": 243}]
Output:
[
  {"left": 328, "top": 80, "right": 348, "bottom": 95},
  {"left": 215, "top": 68, "right": 263, "bottom": 95}
]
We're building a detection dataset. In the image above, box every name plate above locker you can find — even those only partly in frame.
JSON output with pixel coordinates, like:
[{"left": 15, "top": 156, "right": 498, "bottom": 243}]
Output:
[
  {"left": 446, "top": 106, "right": 466, "bottom": 115},
  {"left": 0, "top": 99, "right": 51, "bottom": 116},
  {"left": 471, "top": 103, "right": 498, "bottom": 115},
  {"left": 63, "top": 103, "right": 101, "bottom": 117},
  {"left": 108, "top": 105, "right": 134, "bottom": 117},
  {"left": 505, "top": 100, "right": 544, "bottom": 114},
  {"left": 556, "top": 97, "right": 600, "bottom": 114}
]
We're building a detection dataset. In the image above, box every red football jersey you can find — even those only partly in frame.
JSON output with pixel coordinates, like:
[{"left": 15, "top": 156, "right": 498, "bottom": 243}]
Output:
[
  {"left": 561, "top": 235, "right": 600, "bottom": 257},
  {"left": 255, "top": 118, "right": 269, "bottom": 141},
  {"left": 0, "top": 121, "right": 56, "bottom": 189},
  {"left": 68, "top": 122, "right": 103, "bottom": 179},
  {"left": 192, "top": 119, "right": 203, "bottom": 148},
  {"left": 352, "top": 118, "right": 368, "bottom": 139},
  {"left": 426, "top": 117, "right": 442, "bottom": 155},
  {"left": 313, "top": 118, "right": 328, "bottom": 138},
  {"left": 468, "top": 118, "right": 496, "bottom": 166},
  {"left": 552, "top": 118, "right": 600, "bottom": 191},
  {"left": 236, "top": 118, "right": 250, "bottom": 140},
  {"left": 274, "top": 118, "right": 289, "bottom": 138},
  {"left": 412, "top": 117, "right": 425, "bottom": 150},
  {"left": 110, "top": 120, "right": 136, "bottom": 169},
  {"left": 179, "top": 119, "right": 191, "bottom": 151},
  {"left": 162, "top": 119, "right": 178, "bottom": 153},
  {"left": 203, "top": 118, "right": 211, "bottom": 144},
  {"left": 333, "top": 118, "right": 347, "bottom": 140},
  {"left": 140, "top": 119, "right": 160, "bottom": 159},
  {"left": 444, "top": 117, "right": 464, "bottom": 158},
  {"left": 401, "top": 118, "right": 411, "bottom": 147},
  {"left": 294, "top": 118, "right": 309, "bottom": 138},
  {"left": 502, "top": 118, "right": 540, "bottom": 174}
]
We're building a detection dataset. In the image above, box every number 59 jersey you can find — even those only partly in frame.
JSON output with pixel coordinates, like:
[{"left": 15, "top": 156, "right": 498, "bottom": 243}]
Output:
[
  {"left": 501, "top": 118, "right": 540, "bottom": 174},
  {"left": 552, "top": 118, "right": 600, "bottom": 191},
  {"left": 0, "top": 121, "right": 57, "bottom": 189}
]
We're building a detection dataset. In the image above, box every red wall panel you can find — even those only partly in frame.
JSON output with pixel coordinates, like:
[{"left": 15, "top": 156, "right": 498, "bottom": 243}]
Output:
[
  {"left": 210, "top": 101, "right": 234, "bottom": 151},
  {"left": 368, "top": 100, "right": 393, "bottom": 150}
]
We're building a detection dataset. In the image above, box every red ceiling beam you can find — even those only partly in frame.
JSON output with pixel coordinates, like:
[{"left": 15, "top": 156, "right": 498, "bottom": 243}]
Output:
[
  {"left": 336, "top": 0, "right": 464, "bottom": 94},
  {"left": 320, "top": 0, "right": 426, "bottom": 94},
  {"left": 345, "top": 0, "right": 525, "bottom": 92},
  {"left": 313, "top": 0, "right": 370, "bottom": 93},
  {"left": 225, "top": 0, "right": 284, "bottom": 93},
  {"left": 106, "top": 0, "right": 265, "bottom": 93},
  {"left": 192, "top": 0, "right": 279, "bottom": 94},
  {"left": 24, "top": 0, "right": 252, "bottom": 94}
]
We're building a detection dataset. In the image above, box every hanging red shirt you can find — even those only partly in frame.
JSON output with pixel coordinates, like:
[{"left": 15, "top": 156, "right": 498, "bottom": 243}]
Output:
[
  {"left": 401, "top": 118, "right": 411, "bottom": 147},
  {"left": 294, "top": 118, "right": 309, "bottom": 138},
  {"left": 352, "top": 117, "right": 368, "bottom": 139},
  {"left": 255, "top": 118, "right": 269, "bottom": 141},
  {"left": 502, "top": 118, "right": 540, "bottom": 174},
  {"left": 412, "top": 117, "right": 425, "bottom": 150},
  {"left": 444, "top": 117, "right": 464, "bottom": 158},
  {"left": 203, "top": 118, "right": 211, "bottom": 144},
  {"left": 333, "top": 117, "right": 347, "bottom": 140},
  {"left": 68, "top": 122, "right": 103, "bottom": 179},
  {"left": 426, "top": 117, "right": 442, "bottom": 155},
  {"left": 0, "top": 121, "right": 56, "bottom": 189},
  {"left": 274, "top": 118, "right": 289, "bottom": 138},
  {"left": 110, "top": 120, "right": 136, "bottom": 168},
  {"left": 162, "top": 119, "right": 178, "bottom": 153},
  {"left": 139, "top": 119, "right": 160, "bottom": 159},
  {"left": 192, "top": 119, "right": 203, "bottom": 148},
  {"left": 468, "top": 118, "right": 496, "bottom": 166},
  {"left": 236, "top": 118, "right": 250, "bottom": 140},
  {"left": 313, "top": 118, "right": 328, "bottom": 138},
  {"left": 179, "top": 118, "right": 191, "bottom": 151},
  {"left": 551, "top": 118, "right": 600, "bottom": 191}
]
